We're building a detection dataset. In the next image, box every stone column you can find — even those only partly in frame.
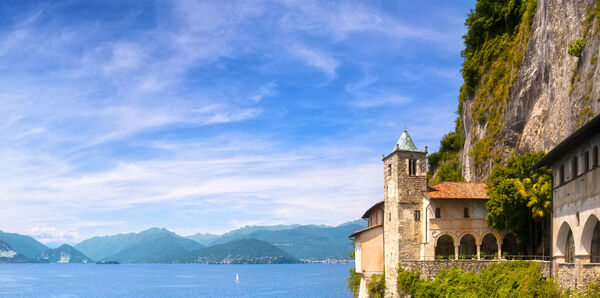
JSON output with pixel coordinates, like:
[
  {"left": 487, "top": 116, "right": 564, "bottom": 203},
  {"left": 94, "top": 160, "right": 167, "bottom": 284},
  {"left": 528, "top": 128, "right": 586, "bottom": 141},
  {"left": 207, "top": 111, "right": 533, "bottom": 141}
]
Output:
[
  {"left": 454, "top": 245, "right": 459, "bottom": 260},
  {"left": 476, "top": 244, "right": 481, "bottom": 260},
  {"left": 497, "top": 242, "right": 502, "bottom": 259}
]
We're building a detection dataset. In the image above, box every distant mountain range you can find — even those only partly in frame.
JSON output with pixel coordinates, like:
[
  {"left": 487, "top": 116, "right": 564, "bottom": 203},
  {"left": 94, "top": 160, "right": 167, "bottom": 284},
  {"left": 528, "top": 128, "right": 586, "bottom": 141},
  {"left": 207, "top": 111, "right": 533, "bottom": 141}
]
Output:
[
  {"left": 0, "top": 219, "right": 367, "bottom": 264},
  {"left": 178, "top": 239, "right": 299, "bottom": 264},
  {"left": 0, "top": 231, "right": 91, "bottom": 263},
  {"left": 0, "top": 240, "right": 29, "bottom": 262},
  {"left": 200, "top": 221, "right": 366, "bottom": 260},
  {"left": 75, "top": 228, "right": 203, "bottom": 263},
  {"left": 38, "top": 244, "right": 92, "bottom": 263}
]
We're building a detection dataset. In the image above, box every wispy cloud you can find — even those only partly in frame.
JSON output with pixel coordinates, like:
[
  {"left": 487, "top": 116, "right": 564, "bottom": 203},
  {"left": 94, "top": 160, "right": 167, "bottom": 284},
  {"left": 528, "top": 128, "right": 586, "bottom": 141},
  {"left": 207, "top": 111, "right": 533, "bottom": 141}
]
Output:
[{"left": 0, "top": 0, "right": 473, "bottom": 242}]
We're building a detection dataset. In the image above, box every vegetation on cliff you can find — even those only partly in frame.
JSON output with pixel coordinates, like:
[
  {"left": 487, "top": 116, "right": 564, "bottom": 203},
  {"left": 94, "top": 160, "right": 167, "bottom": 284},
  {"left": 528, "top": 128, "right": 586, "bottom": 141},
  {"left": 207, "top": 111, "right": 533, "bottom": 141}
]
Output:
[
  {"left": 397, "top": 261, "right": 562, "bottom": 297},
  {"left": 428, "top": 0, "right": 538, "bottom": 181},
  {"left": 570, "top": 1, "right": 600, "bottom": 126},
  {"left": 485, "top": 152, "right": 551, "bottom": 254},
  {"left": 461, "top": 0, "right": 537, "bottom": 171},
  {"left": 427, "top": 131, "right": 464, "bottom": 184}
]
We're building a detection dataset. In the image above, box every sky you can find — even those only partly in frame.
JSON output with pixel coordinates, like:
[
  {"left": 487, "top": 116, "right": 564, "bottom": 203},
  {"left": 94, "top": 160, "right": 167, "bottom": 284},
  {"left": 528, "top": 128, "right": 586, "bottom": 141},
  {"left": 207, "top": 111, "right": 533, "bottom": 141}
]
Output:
[{"left": 0, "top": 0, "right": 475, "bottom": 245}]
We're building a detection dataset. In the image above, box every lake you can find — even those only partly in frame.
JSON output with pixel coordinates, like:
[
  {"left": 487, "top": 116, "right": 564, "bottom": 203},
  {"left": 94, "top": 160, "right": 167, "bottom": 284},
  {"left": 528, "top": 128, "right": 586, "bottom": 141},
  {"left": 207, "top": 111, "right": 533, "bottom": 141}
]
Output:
[{"left": 0, "top": 263, "right": 353, "bottom": 297}]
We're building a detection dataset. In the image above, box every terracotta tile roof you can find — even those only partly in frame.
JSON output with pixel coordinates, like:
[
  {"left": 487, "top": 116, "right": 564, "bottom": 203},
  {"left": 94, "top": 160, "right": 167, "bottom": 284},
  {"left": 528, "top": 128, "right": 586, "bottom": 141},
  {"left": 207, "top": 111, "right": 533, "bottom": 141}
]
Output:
[
  {"left": 349, "top": 224, "right": 383, "bottom": 238},
  {"left": 424, "top": 182, "right": 489, "bottom": 200},
  {"left": 361, "top": 200, "right": 384, "bottom": 219}
]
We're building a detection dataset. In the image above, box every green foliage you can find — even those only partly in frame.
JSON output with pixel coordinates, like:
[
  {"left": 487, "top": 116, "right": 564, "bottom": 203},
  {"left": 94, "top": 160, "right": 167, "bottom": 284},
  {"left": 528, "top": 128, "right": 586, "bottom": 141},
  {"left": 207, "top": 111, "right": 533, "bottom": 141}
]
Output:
[
  {"left": 428, "top": 132, "right": 465, "bottom": 184},
  {"left": 583, "top": 282, "right": 600, "bottom": 297},
  {"left": 397, "top": 262, "right": 564, "bottom": 297},
  {"left": 460, "top": 0, "right": 538, "bottom": 170},
  {"left": 347, "top": 268, "right": 361, "bottom": 298},
  {"left": 485, "top": 152, "right": 551, "bottom": 252},
  {"left": 367, "top": 273, "right": 385, "bottom": 298},
  {"left": 568, "top": 38, "right": 587, "bottom": 57}
]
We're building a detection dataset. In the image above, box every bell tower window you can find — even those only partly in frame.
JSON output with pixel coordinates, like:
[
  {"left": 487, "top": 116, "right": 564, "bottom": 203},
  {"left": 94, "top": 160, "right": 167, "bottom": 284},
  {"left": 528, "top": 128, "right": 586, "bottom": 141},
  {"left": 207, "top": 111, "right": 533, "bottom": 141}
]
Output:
[{"left": 408, "top": 159, "right": 417, "bottom": 176}]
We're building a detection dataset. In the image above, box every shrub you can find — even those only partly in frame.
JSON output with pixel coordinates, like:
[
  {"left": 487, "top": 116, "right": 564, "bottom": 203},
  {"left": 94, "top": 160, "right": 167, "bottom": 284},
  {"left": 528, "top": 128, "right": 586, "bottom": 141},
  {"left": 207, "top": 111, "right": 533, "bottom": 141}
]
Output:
[
  {"left": 347, "top": 268, "right": 360, "bottom": 297},
  {"left": 367, "top": 273, "right": 385, "bottom": 298},
  {"left": 397, "top": 261, "right": 564, "bottom": 297},
  {"left": 568, "top": 38, "right": 586, "bottom": 57}
]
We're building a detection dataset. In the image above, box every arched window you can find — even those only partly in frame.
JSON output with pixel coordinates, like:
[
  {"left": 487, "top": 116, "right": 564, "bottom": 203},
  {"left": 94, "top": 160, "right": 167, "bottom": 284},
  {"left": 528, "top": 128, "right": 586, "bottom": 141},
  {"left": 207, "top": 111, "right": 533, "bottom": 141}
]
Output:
[
  {"left": 435, "top": 208, "right": 441, "bottom": 219},
  {"left": 584, "top": 151, "right": 590, "bottom": 172},
  {"left": 459, "top": 234, "right": 477, "bottom": 259},
  {"left": 566, "top": 230, "right": 575, "bottom": 263},
  {"left": 592, "top": 221, "right": 600, "bottom": 263},
  {"left": 463, "top": 208, "right": 469, "bottom": 218},
  {"left": 408, "top": 159, "right": 417, "bottom": 176},
  {"left": 481, "top": 234, "right": 498, "bottom": 259},
  {"left": 435, "top": 235, "right": 454, "bottom": 259},
  {"left": 594, "top": 146, "right": 599, "bottom": 168},
  {"left": 572, "top": 156, "right": 578, "bottom": 179},
  {"left": 502, "top": 233, "right": 519, "bottom": 257}
]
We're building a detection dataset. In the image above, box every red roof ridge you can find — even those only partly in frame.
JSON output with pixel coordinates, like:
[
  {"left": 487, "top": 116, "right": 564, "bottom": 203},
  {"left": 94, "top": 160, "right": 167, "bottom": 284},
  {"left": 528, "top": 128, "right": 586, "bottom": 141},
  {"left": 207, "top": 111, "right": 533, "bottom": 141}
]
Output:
[{"left": 425, "top": 181, "right": 488, "bottom": 200}]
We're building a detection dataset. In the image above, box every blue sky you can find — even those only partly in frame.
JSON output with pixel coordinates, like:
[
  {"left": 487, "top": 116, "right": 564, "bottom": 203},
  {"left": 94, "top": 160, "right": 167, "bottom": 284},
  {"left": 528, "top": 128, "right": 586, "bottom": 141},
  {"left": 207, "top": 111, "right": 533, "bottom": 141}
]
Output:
[{"left": 0, "top": 0, "right": 475, "bottom": 244}]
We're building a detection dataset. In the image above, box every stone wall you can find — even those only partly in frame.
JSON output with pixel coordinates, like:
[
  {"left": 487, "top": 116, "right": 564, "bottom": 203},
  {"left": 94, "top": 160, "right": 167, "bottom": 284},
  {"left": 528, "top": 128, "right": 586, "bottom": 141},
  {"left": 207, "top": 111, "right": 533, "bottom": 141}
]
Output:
[
  {"left": 399, "top": 260, "right": 551, "bottom": 280},
  {"left": 555, "top": 263, "right": 600, "bottom": 290}
]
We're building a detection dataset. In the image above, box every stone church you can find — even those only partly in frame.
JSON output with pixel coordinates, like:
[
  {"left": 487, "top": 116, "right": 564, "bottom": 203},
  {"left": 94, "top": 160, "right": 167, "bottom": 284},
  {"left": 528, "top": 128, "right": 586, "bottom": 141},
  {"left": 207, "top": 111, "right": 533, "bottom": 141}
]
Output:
[{"left": 350, "top": 131, "right": 517, "bottom": 297}]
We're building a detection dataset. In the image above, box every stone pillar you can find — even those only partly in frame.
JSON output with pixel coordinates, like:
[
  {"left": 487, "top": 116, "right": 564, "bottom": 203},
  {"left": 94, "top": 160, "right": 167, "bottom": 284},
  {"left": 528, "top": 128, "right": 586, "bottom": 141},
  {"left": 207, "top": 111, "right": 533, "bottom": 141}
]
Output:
[
  {"left": 454, "top": 245, "right": 459, "bottom": 260},
  {"left": 476, "top": 244, "right": 481, "bottom": 260},
  {"left": 497, "top": 242, "right": 502, "bottom": 259}
]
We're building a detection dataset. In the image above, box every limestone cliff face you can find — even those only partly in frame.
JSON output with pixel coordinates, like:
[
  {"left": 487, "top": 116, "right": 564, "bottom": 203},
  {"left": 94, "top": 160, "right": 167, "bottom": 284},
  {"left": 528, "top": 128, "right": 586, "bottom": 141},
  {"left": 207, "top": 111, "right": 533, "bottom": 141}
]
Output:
[{"left": 461, "top": 0, "right": 600, "bottom": 182}]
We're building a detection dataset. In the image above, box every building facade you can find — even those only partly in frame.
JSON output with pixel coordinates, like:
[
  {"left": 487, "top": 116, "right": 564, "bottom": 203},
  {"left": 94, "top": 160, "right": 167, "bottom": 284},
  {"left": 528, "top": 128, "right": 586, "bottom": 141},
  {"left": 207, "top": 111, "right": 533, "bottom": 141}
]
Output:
[
  {"left": 536, "top": 114, "right": 600, "bottom": 266},
  {"left": 350, "top": 131, "right": 514, "bottom": 297}
]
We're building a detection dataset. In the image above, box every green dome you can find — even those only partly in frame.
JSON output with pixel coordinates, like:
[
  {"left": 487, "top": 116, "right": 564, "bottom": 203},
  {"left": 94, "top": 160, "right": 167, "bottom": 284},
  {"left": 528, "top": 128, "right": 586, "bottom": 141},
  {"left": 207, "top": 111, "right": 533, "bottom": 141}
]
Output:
[{"left": 394, "top": 130, "right": 421, "bottom": 152}]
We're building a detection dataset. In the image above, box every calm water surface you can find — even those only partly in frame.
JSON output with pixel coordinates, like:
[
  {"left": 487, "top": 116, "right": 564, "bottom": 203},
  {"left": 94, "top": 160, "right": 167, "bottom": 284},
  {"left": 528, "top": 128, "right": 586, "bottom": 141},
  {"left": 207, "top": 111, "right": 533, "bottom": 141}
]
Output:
[{"left": 0, "top": 263, "right": 352, "bottom": 297}]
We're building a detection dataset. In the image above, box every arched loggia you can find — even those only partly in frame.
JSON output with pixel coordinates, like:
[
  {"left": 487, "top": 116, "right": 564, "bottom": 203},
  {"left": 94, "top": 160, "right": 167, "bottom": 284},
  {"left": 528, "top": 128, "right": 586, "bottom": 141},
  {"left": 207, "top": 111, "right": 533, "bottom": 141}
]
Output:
[
  {"left": 459, "top": 234, "right": 477, "bottom": 259},
  {"left": 435, "top": 234, "right": 455, "bottom": 259},
  {"left": 481, "top": 233, "right": 499, "bottom": 259},
  {"left": 556, "top": 221, "right": 575, "bottom": 263},
  {"left": 581, "top": 214, "right": 600, "bottom": 263}
]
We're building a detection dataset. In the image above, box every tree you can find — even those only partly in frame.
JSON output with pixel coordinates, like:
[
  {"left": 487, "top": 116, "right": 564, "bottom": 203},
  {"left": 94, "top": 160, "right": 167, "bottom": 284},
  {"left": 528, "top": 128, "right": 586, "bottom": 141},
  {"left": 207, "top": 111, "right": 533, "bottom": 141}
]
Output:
[{"left": 485, "top": 151, "right": 551, "bottom": 254}]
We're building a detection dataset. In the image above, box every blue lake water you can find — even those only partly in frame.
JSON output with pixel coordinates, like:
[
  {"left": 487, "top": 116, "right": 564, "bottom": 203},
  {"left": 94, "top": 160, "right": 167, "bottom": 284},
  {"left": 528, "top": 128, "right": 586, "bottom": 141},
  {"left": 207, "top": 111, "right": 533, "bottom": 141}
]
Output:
[{"left": 0, "top": 263, "right": 353, "bottom": 297}]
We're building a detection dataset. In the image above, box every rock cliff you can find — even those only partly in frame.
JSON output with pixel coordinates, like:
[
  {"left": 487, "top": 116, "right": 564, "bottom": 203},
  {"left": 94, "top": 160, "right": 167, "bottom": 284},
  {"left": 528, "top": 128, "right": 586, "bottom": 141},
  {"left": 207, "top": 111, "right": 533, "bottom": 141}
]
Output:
[{"left": 460, "top": 0, "right": 600, "bottom": 181}]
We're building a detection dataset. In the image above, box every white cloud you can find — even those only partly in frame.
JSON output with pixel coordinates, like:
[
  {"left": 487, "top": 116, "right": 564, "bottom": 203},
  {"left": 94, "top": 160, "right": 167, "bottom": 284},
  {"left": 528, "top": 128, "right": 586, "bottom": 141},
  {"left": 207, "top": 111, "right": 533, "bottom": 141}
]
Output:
[{"left": 289, "top": 43, "right": 339, "bottom": 77}]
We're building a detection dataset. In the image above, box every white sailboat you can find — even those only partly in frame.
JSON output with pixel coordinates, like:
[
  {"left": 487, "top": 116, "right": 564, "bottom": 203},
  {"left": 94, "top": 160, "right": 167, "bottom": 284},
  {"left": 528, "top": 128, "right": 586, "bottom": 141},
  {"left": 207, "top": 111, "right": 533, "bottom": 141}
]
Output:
[{"left": 235, "top": 273, "right": 239, "bottom": 284}]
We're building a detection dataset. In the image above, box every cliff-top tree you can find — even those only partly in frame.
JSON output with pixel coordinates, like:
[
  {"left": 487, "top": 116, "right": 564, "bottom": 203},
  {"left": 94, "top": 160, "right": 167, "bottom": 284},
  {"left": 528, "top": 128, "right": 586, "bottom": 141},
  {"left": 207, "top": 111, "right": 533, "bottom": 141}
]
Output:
[{"left": 485, "top": 151, "right": 551, "bottom": 255}]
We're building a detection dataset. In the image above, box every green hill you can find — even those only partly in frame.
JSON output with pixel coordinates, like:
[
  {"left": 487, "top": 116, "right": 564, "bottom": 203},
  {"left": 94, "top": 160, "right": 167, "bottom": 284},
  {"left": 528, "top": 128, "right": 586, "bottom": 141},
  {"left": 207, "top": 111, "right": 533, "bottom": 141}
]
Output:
[
  {"left": 38, "top": 244, "right": 92, "bottom": 263},
  {"left": 178, "top": 238, "right": 300, "bottom": 264},
  {"left": 209, "top": 224, "right": 304, "bottom": 245},
  {"left": 75, "top": 228, "right": 203, "bottom": 263},
  {"left": 206, "top": 220, "right": 366, "bottom": 260},
  {"left": 0, "top": 240, "right": 30, "bottom": 262},
  {"left": 0, "top": 230, "right": 48, "bottom": 259}
]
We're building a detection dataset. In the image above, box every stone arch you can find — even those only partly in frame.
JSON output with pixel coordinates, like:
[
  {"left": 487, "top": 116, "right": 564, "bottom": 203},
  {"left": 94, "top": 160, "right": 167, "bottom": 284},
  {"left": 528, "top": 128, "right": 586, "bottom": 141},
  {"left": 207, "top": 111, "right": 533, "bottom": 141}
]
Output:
[
  {"left": 459, "top": 234, "right": 477, "bottom": 259},
  {"left": 435, "top": 234, "right": 455, "bottom": 259},
  {"left": 502, "top": 232, "right": 519, "bottom": 256},
  {"left": 480, "top": 233, "right": 499, "bottom": 259},
  {"left": 556, "top": 221, "right": 575, "bottom": 263},
  {"left": 581, "top": 214, "right": 600, "bottom": 263}
]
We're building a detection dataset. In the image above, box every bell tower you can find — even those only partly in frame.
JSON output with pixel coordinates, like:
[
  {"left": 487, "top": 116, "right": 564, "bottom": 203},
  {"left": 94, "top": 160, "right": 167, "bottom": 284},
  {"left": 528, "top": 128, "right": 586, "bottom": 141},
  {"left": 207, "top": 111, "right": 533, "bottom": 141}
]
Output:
[{"left": 382, "top": 130, "right": 427, "bottom": 297}]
